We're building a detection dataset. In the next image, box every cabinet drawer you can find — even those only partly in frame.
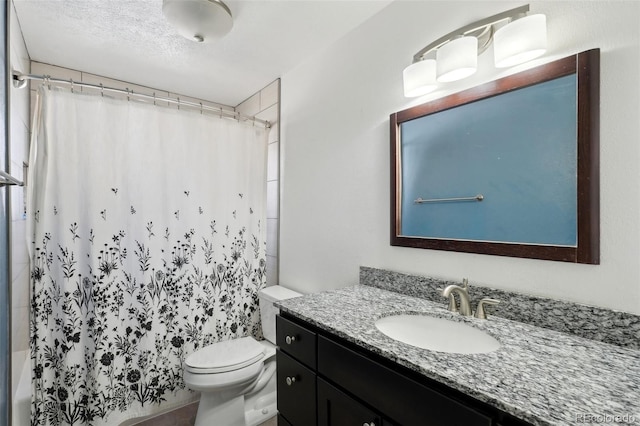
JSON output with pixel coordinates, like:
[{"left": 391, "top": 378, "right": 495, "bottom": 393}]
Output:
[
  {"left": 318, "top": 336, "right": 492, "bottom": 426},
  {"left": 277, "top": 349, "right": 317, "bottom": 426},
  {"left": 276, "top": 315, "right": 317, "bottom": 369}
]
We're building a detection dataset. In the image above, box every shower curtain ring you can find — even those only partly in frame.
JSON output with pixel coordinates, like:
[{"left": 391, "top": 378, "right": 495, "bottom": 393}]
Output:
[
  {"left": 200, "top": 102, "right": 203, "bottom": 115},
  {"left": 177, "top": 97, "right": 181, "bottom": 110},
  {"left": 153, "top": 92, "right": 156, "bottom": 106},
  {"left": 100, "top": 83, "right": 104, "bottom": 97},
  {"left": 70, "top": 78, "right": 74, "bottom": 93},
  {"left": 219, "top": 107, "right": 223, "bottom": 119}
]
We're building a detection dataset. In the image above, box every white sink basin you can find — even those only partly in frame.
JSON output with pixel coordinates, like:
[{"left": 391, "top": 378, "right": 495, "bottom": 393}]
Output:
[{"left": 375, "top": 314, "right": 500, "bottom": 354}]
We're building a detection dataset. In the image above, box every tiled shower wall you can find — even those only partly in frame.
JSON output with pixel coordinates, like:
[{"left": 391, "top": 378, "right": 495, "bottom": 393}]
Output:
[{"left": 236, "top": 81, "right": 281, "bottom": 287}]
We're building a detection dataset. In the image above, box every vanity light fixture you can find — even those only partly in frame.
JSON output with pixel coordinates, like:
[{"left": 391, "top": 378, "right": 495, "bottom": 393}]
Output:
[
  {"left": 494, "top": 13, "right": 547, "bottom": 68},
  {"left": 403, "top": 59, "right": 437, "bottom": 97},
  {"left": 402, "top": 4, "right": 547, "bottom": 96},
  {"left": 162, "top": 0, "right": 233, "bottom": 43},
  {"left": 436, "top": 36, "right": 478, "bottom": 83}
]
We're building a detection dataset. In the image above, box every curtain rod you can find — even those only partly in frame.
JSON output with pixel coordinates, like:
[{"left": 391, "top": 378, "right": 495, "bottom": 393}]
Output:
[{"left": 12, "top": 73, "right": 271, "bottom": 129}]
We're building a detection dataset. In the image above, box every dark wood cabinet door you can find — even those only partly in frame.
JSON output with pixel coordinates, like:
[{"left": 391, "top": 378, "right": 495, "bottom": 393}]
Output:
[
  {"left": 318, "top": 378, "right": 381, "bottom": 426},
  {"left": 277, "top": 413, "right": 293, "bottom": 426},
  {"left": 318, "top": 335, "right": 493, "bottom": 426},
  {"left": 277, "top": 349, "right": 317, "bottom": 426}
]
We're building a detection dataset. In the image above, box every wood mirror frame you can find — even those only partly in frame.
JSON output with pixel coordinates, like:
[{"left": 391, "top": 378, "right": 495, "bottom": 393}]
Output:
[{"left": 390, "top": 49, "right": 599, "bottom": 264}]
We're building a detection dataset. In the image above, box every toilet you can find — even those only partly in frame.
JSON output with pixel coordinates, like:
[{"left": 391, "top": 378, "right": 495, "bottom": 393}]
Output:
[{"left": 183, "top": 285, "right": 302, "bottom": 426}]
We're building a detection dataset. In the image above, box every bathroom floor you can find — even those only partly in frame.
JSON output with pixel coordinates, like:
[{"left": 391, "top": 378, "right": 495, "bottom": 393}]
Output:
[
  {"left": 259, "top": 417, "right": 278, "bottom": 426},
  {"left": 129, "top": 402, "right": 278, "bottom": 426}
]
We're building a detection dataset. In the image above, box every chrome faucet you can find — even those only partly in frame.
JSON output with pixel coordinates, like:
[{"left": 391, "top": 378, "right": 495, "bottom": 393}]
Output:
[{"left": 442, "top": 278, "right": 472, "bottom": 316}]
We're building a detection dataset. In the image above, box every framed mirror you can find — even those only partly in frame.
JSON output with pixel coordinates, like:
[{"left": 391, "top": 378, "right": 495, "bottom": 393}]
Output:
[{"left": 390, "top": 49, "right": 599, "bottom": 264}]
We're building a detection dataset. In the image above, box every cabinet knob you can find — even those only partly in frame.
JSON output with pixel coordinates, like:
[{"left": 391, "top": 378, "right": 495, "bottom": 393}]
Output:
[
  {"left": 285, "top": 376, "right": 296, "bottom": 386},
  {"left": 285, "top": 335, "right": 296, "bottom": 345}
]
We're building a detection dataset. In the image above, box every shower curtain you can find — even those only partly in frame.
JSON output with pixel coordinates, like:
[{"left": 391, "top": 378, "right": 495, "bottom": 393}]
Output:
[{"left": 27, "top": 87, "right": 268, "bottom": 426}]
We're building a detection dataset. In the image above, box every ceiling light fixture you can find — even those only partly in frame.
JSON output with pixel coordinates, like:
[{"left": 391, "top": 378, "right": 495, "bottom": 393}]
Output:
[
  {"left": 402, "top": 4, "right": 547, "bottom": 96},
  {"left": 162, "top": 0, "right": 233, "bottom": 43}
]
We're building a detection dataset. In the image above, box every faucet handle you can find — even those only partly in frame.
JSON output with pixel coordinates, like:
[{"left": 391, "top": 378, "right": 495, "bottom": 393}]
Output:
[
  {"left": 474, "top": 298, "right": 500, "bottom": 320},
  {"left": 462, "top": 277, "right": 469, "bottom": 291}
]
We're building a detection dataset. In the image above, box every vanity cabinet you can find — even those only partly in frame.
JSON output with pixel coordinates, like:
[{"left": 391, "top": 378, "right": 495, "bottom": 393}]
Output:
[{"left": 276, "top": 313, "right": 531, "bottom": 426}]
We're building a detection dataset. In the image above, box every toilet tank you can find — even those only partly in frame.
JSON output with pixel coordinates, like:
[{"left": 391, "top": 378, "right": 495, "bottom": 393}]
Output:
[{"left": 259, "top": 285, "right": 302, "bottom": 344}]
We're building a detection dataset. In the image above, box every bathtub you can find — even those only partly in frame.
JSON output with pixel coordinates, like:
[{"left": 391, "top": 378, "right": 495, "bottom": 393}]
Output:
[{"left": 13, "top": 350, "right": 30, "bottom": 426}]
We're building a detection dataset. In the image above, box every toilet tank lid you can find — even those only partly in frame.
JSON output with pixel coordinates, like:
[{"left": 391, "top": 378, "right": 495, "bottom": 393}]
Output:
[{"left": 259, "top": 285, "right": 302, "bottom": 302}]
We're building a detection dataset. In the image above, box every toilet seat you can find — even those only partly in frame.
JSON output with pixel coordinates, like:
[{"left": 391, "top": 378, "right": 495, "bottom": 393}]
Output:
[{"left": 185, "top": 336, "right": 266, "bottom": 374}]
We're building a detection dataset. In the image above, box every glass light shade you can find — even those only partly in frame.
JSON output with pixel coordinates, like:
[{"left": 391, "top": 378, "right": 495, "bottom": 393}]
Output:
[
  {"left": 163, "top": 0, "right": 233, "bottom": 43},
  {"left": 494, "top": 14, "right": 547, "bottom": 68},
  {"left": 436, "top": 36, "right": 478, "bottom": 82},
  {"left": 403, "top": 59, "right": 437, "bottom": 97}
]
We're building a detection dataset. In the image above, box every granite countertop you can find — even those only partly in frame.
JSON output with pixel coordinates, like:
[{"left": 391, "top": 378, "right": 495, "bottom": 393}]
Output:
[{"left": 276, "top": 285, "right": 640, "bottom": 426}]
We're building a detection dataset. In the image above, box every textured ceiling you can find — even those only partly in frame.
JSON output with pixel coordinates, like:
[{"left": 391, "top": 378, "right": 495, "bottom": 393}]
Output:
[{"left": 13, "top": 0, "right": 392, "bottom": 106}]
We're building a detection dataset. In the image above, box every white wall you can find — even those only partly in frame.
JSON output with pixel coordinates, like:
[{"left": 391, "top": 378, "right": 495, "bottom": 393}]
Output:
[{"left": 279, "top": 1, "right": 640, "bottom": 314}]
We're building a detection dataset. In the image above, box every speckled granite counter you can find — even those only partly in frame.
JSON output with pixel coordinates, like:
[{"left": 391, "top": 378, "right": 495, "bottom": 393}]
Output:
[
  {"left": 276, "top": 285, "right": 640, "bottom": 426},
  {"left": 360, "top": 267, "right": 640, "bottom": 349}
]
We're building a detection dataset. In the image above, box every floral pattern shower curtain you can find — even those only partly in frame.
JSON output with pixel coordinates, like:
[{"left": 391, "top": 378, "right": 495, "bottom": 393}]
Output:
[{"left": 27, "top": 87, "right": 268, "bottom": 425}]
